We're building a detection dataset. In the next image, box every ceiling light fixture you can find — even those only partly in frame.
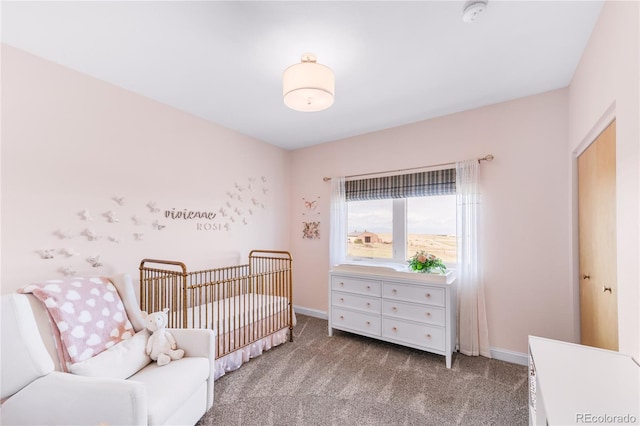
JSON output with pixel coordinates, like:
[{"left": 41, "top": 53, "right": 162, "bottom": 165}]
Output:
[
  {"left": 283, "top": 53, "right": 335, "bottom": 112},
  {"left": 462, "top": 0, "right": 488, "bottom": 23}
]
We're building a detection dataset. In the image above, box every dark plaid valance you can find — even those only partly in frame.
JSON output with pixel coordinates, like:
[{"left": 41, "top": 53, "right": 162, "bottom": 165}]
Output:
[{"left": 345, "top": 168, "right": 456, "bottom": 201}]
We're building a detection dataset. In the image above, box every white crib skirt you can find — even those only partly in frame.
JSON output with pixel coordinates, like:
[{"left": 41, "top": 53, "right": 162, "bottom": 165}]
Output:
[{"left": 214, "top": 326, "right": 291, "bottom": 380}]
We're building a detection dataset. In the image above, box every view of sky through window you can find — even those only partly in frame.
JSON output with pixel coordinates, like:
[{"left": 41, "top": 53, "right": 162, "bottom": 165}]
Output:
[{"left": 348, "top": 197, "right": 455, "bottom": 235}]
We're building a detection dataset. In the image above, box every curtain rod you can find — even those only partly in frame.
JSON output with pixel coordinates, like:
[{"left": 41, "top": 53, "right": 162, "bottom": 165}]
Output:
[{"left": 322, "top": 154, "right": 494, "bottom": 182}]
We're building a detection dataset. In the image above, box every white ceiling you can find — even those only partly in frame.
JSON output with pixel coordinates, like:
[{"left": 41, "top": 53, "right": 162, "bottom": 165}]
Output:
[{"left": 2, "top": 1, "right": 604, "bottom": 150}]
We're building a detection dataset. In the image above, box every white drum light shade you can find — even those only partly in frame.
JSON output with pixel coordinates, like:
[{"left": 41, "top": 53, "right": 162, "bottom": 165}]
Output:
[{"left": 283, "top": 54, "right": 335, "bottom": 112}]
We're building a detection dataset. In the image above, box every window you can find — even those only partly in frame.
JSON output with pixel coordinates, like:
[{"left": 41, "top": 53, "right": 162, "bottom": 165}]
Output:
[
  {"left": 347, "top": 195, "right": 456, "bottom": 264},
  {"left": 344, "top": 168, "right": 457, "bottom": 266},
  {"left": 347, "top": 199, "right": 393, "bottom": 259},
  {"left": 406, "top": 195, "right": 457, "bottom": 264}
]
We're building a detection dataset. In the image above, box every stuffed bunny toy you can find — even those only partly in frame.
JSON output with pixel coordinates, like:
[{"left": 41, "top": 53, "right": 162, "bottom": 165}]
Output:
[{"left": 141, "top": 308, "right": 184, "bottom": 366}]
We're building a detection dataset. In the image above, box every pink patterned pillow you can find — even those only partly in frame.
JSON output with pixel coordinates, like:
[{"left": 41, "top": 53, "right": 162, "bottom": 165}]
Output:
[{"left": 21, "top": 277, "right": 134, "bottom": 366}]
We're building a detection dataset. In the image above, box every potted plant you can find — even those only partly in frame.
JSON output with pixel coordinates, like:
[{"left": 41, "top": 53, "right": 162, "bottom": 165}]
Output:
[{"left": 408, "top": 251, "right": 447, "bottom": 274}]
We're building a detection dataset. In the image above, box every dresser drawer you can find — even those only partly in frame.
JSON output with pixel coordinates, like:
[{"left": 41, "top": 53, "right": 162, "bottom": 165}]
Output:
[
  {"left": 382, "top": 299, "right": 445, "bottom": 326},
  {"left": 332, "top": 276, "right": 381, "bottom": 297},
  {"left": 382, "top": 318, "right": 445, "bottom": 351},
  {"left": 382, "top": 282, "right": 445, "bottom": 307},
  {"left": 333, "top": 291, "right": 381, "bottom": 314},
  {"left": 332, "top": 308, "right": 381, "bottom": 336}
]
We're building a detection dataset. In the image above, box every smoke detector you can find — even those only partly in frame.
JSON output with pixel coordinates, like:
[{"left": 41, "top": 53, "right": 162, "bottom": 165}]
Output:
[{"left": 462, "top": 0, "right": 488, "bottom": 23}]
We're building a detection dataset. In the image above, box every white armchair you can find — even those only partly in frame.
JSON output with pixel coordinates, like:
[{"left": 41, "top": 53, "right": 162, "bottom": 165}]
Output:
[{"left": 0, "top": 274, "right": 216, "bottom": 426}]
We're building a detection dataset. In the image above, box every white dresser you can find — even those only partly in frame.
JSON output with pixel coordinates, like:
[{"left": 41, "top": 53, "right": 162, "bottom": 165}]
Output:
[
  {"left": 528, "top": 336, "right": 639, "bottom": 425},
  {"left": 328, "top": 264, "right": 457, "bottom": 368}
]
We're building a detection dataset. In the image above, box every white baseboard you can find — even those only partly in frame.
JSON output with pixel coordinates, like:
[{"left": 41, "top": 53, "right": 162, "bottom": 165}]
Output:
[
  {"left": 293, "top": 305, "right": 328, "bottom": 320},
  {"left": 490, "top": 347, "right": 528, "bottom": 366}
]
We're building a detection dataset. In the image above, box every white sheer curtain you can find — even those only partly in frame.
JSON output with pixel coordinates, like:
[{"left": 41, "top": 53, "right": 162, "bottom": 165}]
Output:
[
  {"left": 329, "top": 177, "right": 347, "bottom": 267},
  {"left": 456, "top": 160, "right": 491, "bottom": 357}
]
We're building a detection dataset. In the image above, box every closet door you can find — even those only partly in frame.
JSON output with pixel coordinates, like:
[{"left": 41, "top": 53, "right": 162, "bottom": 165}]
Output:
[{"left": 578, "top": 119, "right": 617, "bottom": 351}]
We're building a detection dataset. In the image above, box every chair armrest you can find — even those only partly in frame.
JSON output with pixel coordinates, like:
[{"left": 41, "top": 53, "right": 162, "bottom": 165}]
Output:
[
  {"left": 1, "top": 371, "right": 147, "bottom": 426},
  {"left": 168, "top": 328, "right": 216, "bottom": 359},
  {"left": 167, "top": 328, "right": 216, "bottom": 410}
]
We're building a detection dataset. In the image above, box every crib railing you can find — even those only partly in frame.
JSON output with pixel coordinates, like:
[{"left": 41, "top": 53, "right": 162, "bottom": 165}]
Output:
[{"left": 139, "top": 250, "right": 293, "bottom": 359}]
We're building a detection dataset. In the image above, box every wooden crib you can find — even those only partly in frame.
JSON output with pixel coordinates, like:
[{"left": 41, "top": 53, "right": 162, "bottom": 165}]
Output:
[{"left": 139, "top": 250, "right": 293, "bottom": 366}]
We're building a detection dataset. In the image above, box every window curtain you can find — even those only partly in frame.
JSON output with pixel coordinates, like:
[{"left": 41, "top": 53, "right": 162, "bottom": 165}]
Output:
[
  {"left": 456, "top": 160, "right": 491, "bottom": 357},
  {"left": 329, "top": 177, "right": 347, "bottom": 266},
  {"left": 345, "top": 168, "right": 456, "bottom": 201}
]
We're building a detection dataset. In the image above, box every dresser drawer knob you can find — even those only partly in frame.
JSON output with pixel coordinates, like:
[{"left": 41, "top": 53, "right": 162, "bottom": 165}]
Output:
[
  {"left": 339, "top": 282, "right": 344, "bottom": 286},
  {"left": 366, "top": 321, "right": 371, "bottom": 326},
  {"left": 426, "top": 293, "right": 431, "bottom": 298},
  {"left": 392, "top": 306, "right": 397, "bottom": 311},
  {"left": 366, "top": 285, "right": 370, "bottom": 290},
  {"left": 340, "top": 316, "right": 344, "bottom": 320},
  {"left": 426, "top": 334, "right": 432, "bottom": 339},
  {"left": 426, "top": 312, "right": 431, "bottom": 317},
  {"left": 392, "top": 289, "right": 397, "bottom": 294},
  {"left": 392, "top": 327, "right": 398, "bottom": 332},
  {"left": 366, "top": 302, "right": 371, "bottom": 307},
  {"left": 340, "top": 298, "right": 344, "bottom": 302}
]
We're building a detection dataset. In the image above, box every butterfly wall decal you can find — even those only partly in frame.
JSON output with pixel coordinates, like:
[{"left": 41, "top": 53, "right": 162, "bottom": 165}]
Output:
[
  {"left": 60, "top": 266, "right": 77, "bottom": 276},
  {"left": 152, "top": 220, "right": 166, "bottom": 230},
  {"left": 60, "top": 247, "right": 79, "bottom": 257},
  {"left": 82, "top": 228, "right": 98, "bottom": 241},
  {"left": 86, "top": 255, "right": 103, "bottom": 268},
  {"left": 304, "top": 200, "right": 318, "bottom": 210},
  {"left": 79, "top": 209, "right": 93, "bottom": 221},
  {"left": 103, "top": 210, "right": 119, "bottom": 223},
  {"left": 54, "top": 229, "right": 74, "bottom": 239},
  {"left": 38, "top": 249, "right": 55, "bottom": 259},
  {"left": 112, "top": 196, "right": 125, "bottom": 206}
]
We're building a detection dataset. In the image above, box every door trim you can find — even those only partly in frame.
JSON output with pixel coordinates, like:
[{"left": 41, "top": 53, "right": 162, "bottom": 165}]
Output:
[{"left": 571, "top": 101, "right": 616, "bottom": 344}]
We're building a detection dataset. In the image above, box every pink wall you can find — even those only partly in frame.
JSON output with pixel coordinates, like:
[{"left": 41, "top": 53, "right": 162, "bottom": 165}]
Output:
[
  {"left": 1, "top": 45, "right": 291, "bottom": 293},
  {"left": 290, "top": 89, "right": 572, "bottom": 355},
  {"left": 568, "top": 0, "right": 639, "bottom": 359}
]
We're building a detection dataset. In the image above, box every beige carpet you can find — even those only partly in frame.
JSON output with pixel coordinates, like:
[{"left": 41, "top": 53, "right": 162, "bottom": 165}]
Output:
[{"left": 197, "top": 314, "right": 528, "bottom": 425}]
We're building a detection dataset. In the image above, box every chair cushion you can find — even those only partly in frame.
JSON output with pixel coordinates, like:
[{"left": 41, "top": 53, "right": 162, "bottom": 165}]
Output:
[
  {"left": 1, "top": 294, "right": 54, "bottom": 399},
  {"left": 128, "top": 357, "right": 210, "bottom": 425},
  {"left": 69, "top": 329, "right": 151, "bottom": 379}
]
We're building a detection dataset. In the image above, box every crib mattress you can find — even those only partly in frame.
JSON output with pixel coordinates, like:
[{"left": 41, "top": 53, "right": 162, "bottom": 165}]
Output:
[{"left": 181, "top": 293, "right": 290, "bottom": 331}]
